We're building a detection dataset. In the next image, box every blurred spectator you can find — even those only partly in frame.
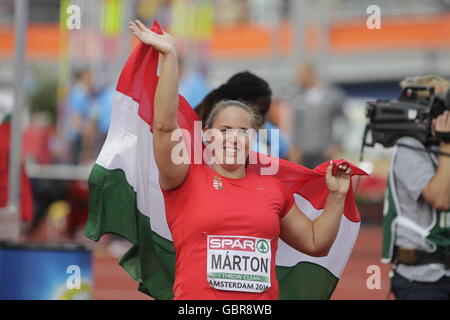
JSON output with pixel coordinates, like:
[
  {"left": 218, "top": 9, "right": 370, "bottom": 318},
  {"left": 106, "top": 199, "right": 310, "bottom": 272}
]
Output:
[
  {"left": 93, "top": 84, "right": 114, "bottom": 150},
  {"left": 179, "top": 56, "right": 211, "bottom": 109},
  {"left": 26, "top": 69, "right": 98, "bottom": 240},
  {"left": 62, "top": 68, "right": 95, "bottom": 165},
  {"left": 23, "top": 113, "right": 54, "bottom": 165},
  {"left": 284, "top": 62, "right": 347, "bottom": 168},
  {"left": 22, "top": 112, "right": 69, "bottom": 240},
  {"left": 0, "top": 91, "right": 33, "bottom": 223}
]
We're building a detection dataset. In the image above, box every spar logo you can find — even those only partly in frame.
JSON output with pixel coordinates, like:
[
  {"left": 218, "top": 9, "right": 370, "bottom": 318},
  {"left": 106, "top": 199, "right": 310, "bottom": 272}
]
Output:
[
  {"left": 256, "top": 240, "right": 269, "bottom": 254},
  {"left": 209, "top": 237, "right": 256, "bottom": 252}
]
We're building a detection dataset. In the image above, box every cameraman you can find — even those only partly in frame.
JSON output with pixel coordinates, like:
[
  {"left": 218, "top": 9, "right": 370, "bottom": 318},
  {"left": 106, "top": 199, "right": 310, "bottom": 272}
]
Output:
[{"left": 382, "top": 75, "right": 450, "bottom": 300}]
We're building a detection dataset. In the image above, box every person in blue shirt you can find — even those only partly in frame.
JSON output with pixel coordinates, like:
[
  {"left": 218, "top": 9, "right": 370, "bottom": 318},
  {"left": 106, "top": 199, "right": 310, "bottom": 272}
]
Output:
[
  {"left": 93, "top": 84, "right": 114, "bottom": 150},
  {"left": 257, "top": 120, "right": 290, "bottom": 159},
  {"left": 179, "top": 58, "right": 211, "bottom": 110},
  {"left": 64, "top": 69, "right": 94, "bottom": 164}
]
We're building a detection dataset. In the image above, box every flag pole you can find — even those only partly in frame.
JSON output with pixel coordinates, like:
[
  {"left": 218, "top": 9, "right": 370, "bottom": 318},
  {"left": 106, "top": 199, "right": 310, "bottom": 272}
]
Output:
[{"left": 3, "top": 0, "right": 29, "bottom": 241}]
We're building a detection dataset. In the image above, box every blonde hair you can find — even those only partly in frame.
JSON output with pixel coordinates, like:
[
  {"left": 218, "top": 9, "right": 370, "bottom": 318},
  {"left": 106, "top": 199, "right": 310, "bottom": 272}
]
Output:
[
  {"left": 204, "top": 100, "right": 262, "bottom": 130},
  {"left": 400, "top": 75, "right": 450, "bottom": 98}
]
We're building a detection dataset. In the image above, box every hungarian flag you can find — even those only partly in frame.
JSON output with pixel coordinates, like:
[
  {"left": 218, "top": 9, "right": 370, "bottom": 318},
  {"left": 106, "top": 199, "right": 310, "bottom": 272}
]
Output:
[
  {"left": 0, "top": 106, "right": 33, "bottom": 222},
  {"left": 84, "top": 21, "right": 367, "bottom": 300}
]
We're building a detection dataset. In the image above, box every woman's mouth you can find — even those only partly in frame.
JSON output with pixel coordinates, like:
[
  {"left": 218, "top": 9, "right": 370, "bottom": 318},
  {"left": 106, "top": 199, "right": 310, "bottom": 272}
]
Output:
[{"left": 224, "top": 146, "right": 240, "bottom": 155}]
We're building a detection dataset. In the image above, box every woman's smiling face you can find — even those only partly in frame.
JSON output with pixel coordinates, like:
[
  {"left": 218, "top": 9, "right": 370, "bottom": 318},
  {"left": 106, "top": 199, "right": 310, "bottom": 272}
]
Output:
[{"left": 204, "top": 105, "right": 256, "bottom": 170}]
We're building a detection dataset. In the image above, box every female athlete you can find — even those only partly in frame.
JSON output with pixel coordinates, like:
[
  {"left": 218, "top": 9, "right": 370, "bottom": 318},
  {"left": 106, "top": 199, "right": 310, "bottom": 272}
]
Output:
[{"left": 129, "top": 20, "right": 352, "bottom": 300}]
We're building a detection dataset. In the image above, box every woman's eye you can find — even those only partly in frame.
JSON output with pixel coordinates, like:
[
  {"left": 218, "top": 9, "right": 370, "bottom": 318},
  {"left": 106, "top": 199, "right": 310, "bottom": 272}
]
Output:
[{"left": 219, "top": 128, "right": 249, "bottom": 136}]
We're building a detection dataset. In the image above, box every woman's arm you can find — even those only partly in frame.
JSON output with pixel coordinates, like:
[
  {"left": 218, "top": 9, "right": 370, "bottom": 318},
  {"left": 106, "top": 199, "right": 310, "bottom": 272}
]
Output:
[
  {"left": 280, "top": 161, "right": 351, "bottom": 257},
  {"left": 129, "top": 20, "right": 188, "bottom": 190}
]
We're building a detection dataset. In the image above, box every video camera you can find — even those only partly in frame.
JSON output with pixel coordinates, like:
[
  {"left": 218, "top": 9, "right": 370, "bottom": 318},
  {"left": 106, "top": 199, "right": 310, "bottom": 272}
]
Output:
[{"left": 362, "top": 86, "right": 450, "bottom": 148}]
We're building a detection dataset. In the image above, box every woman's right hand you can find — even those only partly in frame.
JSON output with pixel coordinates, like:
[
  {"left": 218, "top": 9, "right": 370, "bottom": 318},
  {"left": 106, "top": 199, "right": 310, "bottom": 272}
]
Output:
[{"left": 128, "top": 20, "right": 176, "bottom": 56}]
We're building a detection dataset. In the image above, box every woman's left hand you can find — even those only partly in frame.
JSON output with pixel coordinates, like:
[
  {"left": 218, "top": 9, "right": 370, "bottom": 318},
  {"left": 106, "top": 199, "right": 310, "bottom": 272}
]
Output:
[
  {"left": 128, "top": 20, "right": 176, "bottom": 56},
  {"left": 325, "top": 161, "right": 351, "bottom": 195}
]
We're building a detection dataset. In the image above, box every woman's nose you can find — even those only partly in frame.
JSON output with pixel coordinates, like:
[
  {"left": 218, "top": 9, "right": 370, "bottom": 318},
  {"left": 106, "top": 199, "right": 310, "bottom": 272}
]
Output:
[{"left": 224, "top": 130, "right": 239, "bottom": 141}]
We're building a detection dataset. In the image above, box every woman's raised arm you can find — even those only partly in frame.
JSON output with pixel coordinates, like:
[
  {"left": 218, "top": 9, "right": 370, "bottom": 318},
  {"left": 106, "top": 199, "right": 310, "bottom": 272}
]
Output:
[{"left": 129, "top": 20, "right": 189, "bottom": 190}]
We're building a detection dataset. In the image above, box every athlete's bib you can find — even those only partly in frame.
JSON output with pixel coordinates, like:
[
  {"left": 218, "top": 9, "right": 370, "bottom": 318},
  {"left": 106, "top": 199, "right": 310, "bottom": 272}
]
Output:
[{"left": 206, "top": 235, "right": 271, "bottom": 293}]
